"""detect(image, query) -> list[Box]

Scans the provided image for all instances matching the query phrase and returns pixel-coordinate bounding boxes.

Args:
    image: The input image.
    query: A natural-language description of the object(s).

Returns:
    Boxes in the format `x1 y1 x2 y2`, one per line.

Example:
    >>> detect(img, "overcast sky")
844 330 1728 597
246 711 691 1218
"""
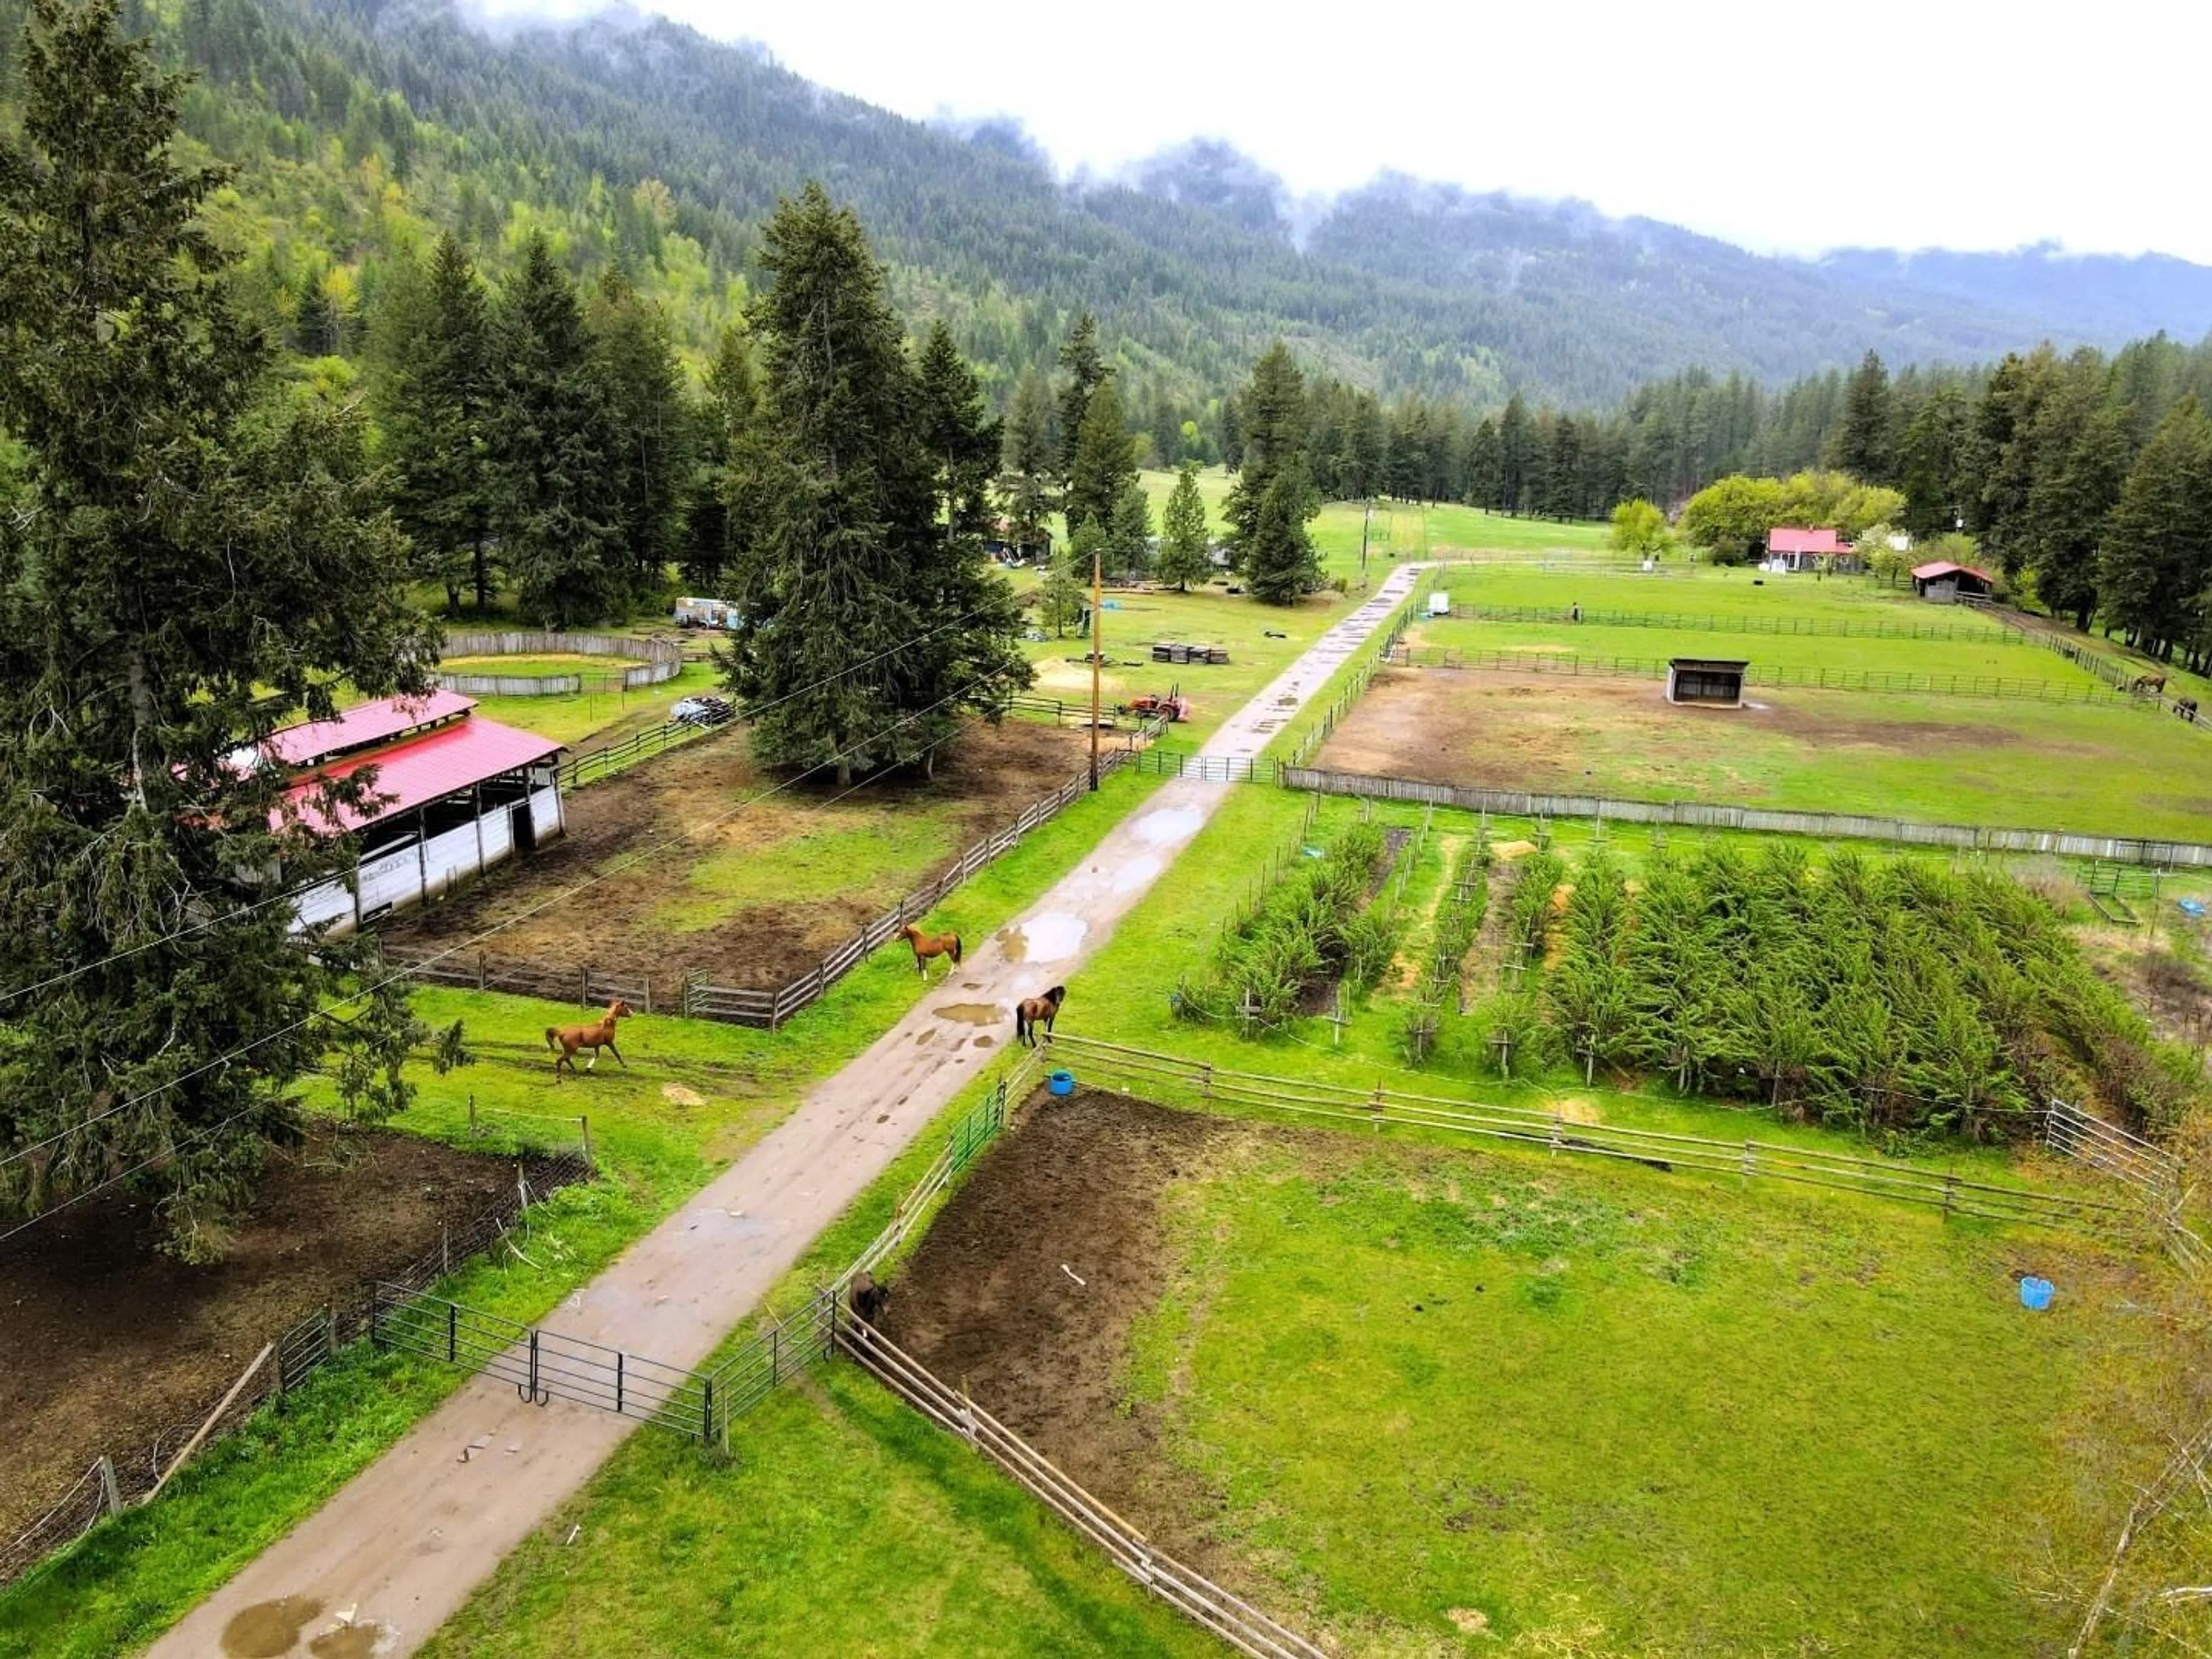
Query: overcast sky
472 0 2212 262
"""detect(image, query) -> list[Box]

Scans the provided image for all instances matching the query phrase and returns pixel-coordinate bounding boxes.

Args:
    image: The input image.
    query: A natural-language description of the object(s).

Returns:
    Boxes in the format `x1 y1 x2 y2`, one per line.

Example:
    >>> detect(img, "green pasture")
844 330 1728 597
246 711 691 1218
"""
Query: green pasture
1409 615 2080 682
1435 559 2014 628
1021 584 1340 746
0 764 1165 1658
440 653 644 677
1118 1129 2146 1655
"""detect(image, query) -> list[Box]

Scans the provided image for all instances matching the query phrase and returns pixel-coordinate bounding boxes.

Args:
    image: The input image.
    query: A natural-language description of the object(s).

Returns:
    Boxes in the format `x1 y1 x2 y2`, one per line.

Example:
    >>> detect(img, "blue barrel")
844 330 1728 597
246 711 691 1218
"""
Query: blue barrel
2020 1276 2054 1310
1048 1069 1076 1097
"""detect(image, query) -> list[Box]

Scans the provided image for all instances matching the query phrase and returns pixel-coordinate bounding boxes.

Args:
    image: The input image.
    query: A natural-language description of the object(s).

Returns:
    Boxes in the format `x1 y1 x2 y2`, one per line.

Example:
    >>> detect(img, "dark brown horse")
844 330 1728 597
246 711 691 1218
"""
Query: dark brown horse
899 923 963 980
1015 984 1066 1047
547 998 634 1080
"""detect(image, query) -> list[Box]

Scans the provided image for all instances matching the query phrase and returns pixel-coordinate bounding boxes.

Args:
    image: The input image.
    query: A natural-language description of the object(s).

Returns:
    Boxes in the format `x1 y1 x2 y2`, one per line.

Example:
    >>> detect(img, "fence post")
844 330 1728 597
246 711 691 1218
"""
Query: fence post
579 968 592 1007
1741 1142 1755 1182
615 1351 625 1416
1548 1115 1563 1157
702 1374 715 1448
447 1300 458 1363
97 1455 122 1520
1942 1174 1959 1218
579 1116 593 1165
368 1284 383 1351
468 1094 478 1139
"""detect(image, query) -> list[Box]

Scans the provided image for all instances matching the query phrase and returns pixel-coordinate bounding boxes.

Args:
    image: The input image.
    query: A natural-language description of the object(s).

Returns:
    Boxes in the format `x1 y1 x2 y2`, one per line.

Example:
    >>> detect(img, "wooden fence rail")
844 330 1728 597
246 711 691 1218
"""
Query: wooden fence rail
1389 645 2129 703
1449 603 2025 643
839 1323 1328 1659
1043 1034 2146 1240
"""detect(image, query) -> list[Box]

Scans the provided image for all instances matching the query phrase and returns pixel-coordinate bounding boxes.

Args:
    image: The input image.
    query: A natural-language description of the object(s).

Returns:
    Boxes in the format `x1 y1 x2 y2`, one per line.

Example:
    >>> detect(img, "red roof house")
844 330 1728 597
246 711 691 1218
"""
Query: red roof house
1910 560 1995 602
1765 527 1859 571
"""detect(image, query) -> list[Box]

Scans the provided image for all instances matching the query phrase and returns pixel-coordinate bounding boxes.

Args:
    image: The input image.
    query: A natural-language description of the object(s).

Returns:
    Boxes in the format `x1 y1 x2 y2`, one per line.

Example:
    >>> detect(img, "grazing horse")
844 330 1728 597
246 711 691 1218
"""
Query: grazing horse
1015 984 1066 1048
899 923 962 979
2135 673 2168 695
2179 697 2200 724
849 1271 890 1328
547 999 634 1080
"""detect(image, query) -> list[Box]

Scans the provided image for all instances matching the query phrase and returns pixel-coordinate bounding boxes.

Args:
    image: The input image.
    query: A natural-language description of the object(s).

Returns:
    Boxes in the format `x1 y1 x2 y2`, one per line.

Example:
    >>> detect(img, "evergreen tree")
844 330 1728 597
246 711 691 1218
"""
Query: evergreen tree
489 235 627 627
1108 476 1153 577
911 319 1031 757
2099 396 2212 668
1156 460 1213 591
998 363 1055 561
2022 361 2130 631
1964 349 2058 577
684 324 766 592
1896 387 1968 540
1830 350 1895 483
1055 310 1109 483
1041 520 1096 637
1463 417 1503 509
1223 341 1312 570
1066 377 1136 543
0 0 446 1257
1497 393 1533 513
1244 454 1321 605
587 266 694 605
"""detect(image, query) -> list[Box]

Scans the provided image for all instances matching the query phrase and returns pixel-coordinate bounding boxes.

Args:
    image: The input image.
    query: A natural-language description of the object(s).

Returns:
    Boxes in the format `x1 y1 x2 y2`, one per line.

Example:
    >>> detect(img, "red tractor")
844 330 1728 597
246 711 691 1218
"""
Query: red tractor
1124 688 1192 723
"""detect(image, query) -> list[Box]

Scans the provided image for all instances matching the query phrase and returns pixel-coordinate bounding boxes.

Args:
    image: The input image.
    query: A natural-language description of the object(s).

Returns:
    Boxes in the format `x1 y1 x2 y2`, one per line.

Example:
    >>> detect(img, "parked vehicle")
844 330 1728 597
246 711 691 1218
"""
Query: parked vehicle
671 695 736 728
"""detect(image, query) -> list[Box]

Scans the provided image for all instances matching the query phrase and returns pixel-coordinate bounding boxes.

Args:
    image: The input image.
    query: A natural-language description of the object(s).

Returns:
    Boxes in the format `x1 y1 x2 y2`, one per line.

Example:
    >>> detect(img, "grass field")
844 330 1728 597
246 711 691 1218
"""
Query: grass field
1010 1102 2156 1654
1319 665 2212 841
1435 559 2016 628
440 652 649 678
462 660 722 749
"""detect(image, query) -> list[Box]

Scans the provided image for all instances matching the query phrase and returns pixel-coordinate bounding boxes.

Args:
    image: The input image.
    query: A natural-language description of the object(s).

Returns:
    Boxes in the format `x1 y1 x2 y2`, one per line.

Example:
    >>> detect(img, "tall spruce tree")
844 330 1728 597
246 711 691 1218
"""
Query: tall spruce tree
1066 378 1137 541
1830 350 1895 483
1897 387 1969 540
2022 358 2130 631
1156 461 1212 591
2099 396 2212 667
1223 341 1313 574
912 319 1031 762
683 324 766 592
1244 454 1321 605
1107 476 1153 578
1055 311 1109 484
1497 393 1533 513
587 266 694 605
490 235 627 627
0 0 449 1258
999 364 1056 562
376 232 495 613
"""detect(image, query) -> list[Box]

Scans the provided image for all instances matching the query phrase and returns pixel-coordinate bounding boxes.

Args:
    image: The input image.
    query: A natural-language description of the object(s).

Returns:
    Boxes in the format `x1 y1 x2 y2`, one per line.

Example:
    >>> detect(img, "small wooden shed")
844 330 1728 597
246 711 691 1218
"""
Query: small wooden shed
1910 560 1994 603
1666 657 1748 707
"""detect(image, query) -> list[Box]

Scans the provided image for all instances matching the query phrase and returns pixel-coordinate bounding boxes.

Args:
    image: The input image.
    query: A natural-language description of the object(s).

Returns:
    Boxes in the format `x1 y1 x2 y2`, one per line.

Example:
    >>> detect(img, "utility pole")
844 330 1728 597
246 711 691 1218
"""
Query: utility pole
1359 500 1372 587
1089 546 1103 791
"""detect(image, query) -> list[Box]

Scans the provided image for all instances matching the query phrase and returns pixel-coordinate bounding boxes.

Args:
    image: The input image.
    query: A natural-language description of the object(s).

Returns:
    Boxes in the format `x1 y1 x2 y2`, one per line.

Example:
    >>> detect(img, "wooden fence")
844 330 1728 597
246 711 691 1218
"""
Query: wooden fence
1279 763 2212 870
555 713 726 791
1449 603 2024 643
0 1149 593 1589
435 630 686 696
1043 1034 2143 1238
839 1324 1327 1659
1286 571 1432 767
1388 645 2128 703
1975 603 2212 735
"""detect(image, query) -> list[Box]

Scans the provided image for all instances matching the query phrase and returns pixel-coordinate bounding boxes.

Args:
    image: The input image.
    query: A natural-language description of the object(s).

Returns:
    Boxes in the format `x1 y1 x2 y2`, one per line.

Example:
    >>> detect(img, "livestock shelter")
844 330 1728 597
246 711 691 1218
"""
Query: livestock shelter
1666 657 1749 707
1763 527 1859 573
1911 560 1995 603
272 691 566 934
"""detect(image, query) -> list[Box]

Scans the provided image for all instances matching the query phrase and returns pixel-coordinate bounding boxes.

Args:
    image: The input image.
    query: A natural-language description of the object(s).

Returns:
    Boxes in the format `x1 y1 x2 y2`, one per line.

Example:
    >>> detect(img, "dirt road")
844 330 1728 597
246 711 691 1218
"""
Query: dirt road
149 567 1426 1659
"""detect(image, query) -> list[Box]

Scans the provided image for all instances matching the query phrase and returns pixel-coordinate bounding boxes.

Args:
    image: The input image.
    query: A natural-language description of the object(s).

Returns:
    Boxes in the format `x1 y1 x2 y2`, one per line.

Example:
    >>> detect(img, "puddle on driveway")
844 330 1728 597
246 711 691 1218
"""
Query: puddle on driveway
223 1598 323 1658
932 1002 1001 1027
1111 854 1164 895
1005 911 1086 964
308 1624 388 1659
975 1035 995 1048
1133 805 1203 845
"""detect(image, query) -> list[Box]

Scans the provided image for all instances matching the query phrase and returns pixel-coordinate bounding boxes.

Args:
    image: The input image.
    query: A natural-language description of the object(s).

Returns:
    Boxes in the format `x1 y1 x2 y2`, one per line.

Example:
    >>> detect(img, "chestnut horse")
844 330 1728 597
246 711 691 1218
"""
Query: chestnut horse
547 998 634 1080
899 923 962 980
1015 984 1066 1047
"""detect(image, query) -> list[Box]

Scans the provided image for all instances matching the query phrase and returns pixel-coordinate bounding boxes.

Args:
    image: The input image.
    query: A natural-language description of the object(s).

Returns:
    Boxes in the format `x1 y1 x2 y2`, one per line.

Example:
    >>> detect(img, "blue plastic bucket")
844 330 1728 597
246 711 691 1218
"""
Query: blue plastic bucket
2020 1276 2055 1311
1048 1069 1075 1097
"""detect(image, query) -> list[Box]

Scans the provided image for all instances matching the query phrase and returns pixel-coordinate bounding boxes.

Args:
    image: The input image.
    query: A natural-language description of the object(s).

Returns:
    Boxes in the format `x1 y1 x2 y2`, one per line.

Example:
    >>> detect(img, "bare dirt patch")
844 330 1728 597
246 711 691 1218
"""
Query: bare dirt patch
0 1128 543 1547
384 719 1088 999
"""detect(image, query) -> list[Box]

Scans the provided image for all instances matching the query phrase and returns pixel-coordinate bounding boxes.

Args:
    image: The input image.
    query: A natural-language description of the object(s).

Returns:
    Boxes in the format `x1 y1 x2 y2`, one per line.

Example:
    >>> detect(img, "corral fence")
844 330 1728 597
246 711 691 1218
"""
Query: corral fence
434 630 687 696
1448 603 2024 643
0 1149 593 1590
1975 603 2212 735
1387 645 2128 703
1043 1034 2146 1241
2042 1100 2210 1277
1285 573 1431 768
555 711 729 792
840 1324 1327 1659
1278 763 2212 871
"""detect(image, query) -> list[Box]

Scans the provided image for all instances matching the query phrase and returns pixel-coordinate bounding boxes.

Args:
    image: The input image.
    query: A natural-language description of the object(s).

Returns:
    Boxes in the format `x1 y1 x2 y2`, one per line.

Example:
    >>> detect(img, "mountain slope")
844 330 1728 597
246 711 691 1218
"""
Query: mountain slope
1808 245 2212 348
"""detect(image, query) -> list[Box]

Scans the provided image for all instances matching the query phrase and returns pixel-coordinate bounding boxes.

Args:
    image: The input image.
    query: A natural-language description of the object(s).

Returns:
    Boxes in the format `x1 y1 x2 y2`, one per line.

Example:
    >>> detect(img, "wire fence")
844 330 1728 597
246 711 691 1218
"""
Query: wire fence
1043 1034 2150 1240
0 1147 593 1590
1974 604 2212 735
1387 645 2129 703
1446 604 2024 642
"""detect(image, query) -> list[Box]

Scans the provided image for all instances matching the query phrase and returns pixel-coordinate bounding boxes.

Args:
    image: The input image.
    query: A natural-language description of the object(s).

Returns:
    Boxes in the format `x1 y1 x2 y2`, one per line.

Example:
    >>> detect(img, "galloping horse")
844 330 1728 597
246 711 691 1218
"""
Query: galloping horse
547 998 634 1080
1015 985 1066 1048
899 923 963 980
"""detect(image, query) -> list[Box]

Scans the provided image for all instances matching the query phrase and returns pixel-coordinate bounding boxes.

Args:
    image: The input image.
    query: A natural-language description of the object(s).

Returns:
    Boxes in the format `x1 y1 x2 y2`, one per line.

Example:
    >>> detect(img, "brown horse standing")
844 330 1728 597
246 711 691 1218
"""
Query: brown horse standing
899 923 962 980
547 999 634 1080
1015 985 1066 1047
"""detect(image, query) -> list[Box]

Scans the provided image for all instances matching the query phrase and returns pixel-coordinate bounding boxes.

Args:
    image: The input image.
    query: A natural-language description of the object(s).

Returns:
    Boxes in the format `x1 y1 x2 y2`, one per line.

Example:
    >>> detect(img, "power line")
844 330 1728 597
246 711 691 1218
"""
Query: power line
0 605 1000 1012
0 670 1008 1201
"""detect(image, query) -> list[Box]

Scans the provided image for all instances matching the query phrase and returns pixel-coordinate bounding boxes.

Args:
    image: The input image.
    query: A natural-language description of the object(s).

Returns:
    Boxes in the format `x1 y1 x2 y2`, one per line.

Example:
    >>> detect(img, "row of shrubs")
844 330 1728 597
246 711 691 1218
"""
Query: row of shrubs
1176 822 1396 1035
1400 830 1494 1062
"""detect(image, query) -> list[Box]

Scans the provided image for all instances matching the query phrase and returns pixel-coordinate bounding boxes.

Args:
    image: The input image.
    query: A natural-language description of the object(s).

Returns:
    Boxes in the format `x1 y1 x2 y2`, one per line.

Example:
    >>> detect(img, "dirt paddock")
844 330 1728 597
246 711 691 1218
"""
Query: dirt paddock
878 1088 1286 1566
0 1129 540 1547
384 718 1089 999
